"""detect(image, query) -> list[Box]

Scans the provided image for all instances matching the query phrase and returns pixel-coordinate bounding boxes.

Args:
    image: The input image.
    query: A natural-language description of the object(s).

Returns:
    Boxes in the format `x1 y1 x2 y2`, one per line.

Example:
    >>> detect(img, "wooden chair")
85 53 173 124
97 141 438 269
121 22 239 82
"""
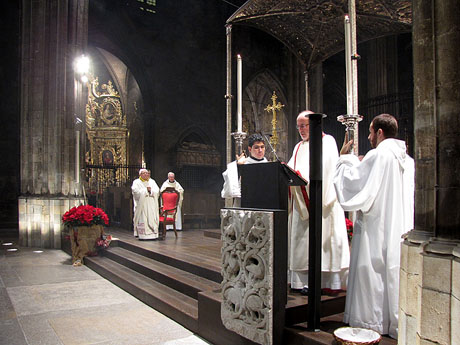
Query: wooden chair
159 187 180 239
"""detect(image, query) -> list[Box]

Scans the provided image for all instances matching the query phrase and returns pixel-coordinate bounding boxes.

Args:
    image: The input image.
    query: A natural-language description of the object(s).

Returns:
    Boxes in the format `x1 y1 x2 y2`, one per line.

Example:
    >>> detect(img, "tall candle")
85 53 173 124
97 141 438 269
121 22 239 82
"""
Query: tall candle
237 54 242 133
344 15 353 116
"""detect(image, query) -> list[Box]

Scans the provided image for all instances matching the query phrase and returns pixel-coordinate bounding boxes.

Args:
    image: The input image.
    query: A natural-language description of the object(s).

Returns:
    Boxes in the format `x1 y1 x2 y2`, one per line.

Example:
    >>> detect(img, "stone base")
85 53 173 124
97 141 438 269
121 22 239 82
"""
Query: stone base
18 196 85 248
399 237 460 345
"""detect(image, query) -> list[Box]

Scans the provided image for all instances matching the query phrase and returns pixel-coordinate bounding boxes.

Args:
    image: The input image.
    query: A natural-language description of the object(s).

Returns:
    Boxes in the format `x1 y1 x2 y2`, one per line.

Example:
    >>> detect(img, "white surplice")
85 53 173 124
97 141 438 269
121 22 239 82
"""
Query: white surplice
221 156 268 199
131 178 160 239
333 138 415 339
287 134 350 289
160 180 184 230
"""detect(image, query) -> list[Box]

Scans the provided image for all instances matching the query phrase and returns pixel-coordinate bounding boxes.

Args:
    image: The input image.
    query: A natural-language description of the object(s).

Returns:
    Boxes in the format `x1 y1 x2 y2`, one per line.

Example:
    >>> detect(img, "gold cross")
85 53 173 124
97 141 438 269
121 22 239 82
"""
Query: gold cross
264 91 284 155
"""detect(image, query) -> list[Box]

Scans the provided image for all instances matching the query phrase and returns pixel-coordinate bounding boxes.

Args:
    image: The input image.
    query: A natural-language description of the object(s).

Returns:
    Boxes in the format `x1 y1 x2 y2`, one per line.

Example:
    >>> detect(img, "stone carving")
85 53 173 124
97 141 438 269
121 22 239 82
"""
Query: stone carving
221 209 274 345
176 140 221 167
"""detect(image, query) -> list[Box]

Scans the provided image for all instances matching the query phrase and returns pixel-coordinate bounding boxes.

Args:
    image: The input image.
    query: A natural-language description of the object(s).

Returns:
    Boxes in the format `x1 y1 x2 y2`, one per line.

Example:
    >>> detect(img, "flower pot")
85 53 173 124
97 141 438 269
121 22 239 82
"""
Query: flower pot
70 224 104 265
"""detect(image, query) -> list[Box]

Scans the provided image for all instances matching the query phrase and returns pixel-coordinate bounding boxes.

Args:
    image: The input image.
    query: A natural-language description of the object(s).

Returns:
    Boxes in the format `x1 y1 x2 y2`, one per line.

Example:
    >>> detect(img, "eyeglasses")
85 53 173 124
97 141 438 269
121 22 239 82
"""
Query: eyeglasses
296 124 309 129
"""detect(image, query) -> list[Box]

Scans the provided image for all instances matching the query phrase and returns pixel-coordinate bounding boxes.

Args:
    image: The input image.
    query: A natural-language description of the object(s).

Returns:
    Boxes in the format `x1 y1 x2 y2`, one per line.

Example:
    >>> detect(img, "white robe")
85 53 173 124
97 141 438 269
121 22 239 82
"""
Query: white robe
131 178 160 240
221 156 268 199
333 138 415 338
160 180 184 230
287 135 350 289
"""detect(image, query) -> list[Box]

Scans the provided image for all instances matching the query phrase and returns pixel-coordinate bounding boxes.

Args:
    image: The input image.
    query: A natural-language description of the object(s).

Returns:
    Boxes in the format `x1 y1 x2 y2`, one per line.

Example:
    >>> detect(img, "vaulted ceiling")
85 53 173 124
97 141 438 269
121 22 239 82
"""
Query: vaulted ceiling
227 0 411 68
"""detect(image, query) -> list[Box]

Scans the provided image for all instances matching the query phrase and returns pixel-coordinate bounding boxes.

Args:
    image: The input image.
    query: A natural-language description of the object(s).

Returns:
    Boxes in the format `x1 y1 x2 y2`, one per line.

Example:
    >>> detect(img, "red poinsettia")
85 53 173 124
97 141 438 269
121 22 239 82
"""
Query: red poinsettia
62 205 109 227
345 218 353 242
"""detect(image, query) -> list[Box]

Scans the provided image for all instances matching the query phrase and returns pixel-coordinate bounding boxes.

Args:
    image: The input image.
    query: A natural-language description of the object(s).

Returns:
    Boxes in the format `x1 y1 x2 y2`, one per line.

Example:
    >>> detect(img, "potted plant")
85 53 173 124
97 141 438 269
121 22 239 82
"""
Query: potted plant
62 205 110 266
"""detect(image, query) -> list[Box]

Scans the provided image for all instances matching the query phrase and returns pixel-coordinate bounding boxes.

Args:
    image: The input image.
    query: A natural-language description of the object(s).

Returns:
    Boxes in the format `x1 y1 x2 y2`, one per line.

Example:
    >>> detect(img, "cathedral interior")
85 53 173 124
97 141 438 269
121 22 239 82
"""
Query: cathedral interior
1 1 459 344
0 0 414 230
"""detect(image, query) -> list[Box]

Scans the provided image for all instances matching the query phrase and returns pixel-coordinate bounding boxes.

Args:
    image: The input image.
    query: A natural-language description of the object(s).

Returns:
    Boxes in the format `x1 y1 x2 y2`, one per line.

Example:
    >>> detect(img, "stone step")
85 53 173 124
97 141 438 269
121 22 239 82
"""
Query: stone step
116 240 222 283
85 255 198 333
103 246 221 299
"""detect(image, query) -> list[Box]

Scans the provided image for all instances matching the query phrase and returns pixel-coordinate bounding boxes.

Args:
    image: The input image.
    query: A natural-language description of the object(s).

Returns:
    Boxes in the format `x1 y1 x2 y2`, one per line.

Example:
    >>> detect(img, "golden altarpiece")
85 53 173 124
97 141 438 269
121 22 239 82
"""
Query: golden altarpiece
85 78 129 194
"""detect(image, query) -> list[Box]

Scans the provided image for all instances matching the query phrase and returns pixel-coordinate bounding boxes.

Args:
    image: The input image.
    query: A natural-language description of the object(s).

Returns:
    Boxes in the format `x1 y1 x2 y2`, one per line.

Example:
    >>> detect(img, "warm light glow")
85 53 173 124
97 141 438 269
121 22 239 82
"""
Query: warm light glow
33 250 43 253
75 55 90 75
81 75 89 83
7 248 18 252
2 242 13 246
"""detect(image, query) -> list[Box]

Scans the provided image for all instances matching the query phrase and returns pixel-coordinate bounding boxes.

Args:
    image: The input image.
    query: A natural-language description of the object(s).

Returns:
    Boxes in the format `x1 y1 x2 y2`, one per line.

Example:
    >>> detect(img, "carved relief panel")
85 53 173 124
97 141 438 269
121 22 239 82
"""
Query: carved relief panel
221 209 275 345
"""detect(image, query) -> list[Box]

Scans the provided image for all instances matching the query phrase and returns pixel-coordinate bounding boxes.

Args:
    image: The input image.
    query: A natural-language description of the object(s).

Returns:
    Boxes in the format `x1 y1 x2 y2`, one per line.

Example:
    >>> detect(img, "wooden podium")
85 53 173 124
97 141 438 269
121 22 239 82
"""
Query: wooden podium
239 161 307 210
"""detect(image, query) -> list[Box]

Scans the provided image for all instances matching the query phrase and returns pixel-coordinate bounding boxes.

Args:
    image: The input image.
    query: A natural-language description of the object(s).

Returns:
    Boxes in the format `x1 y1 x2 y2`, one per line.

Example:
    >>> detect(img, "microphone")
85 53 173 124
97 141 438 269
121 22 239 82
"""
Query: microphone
261 132 281 162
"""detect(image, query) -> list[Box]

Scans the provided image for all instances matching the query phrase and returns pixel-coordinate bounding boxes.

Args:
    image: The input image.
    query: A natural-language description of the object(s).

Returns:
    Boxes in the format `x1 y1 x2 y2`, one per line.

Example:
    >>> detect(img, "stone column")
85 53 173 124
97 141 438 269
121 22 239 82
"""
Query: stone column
400 1 460 344
19 0 88 248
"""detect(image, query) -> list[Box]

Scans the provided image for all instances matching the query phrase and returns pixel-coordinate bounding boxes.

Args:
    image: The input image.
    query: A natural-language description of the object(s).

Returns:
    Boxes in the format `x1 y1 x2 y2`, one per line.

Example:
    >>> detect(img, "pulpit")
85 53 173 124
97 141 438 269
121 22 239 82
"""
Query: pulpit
239 161 306 210
221 161 306 345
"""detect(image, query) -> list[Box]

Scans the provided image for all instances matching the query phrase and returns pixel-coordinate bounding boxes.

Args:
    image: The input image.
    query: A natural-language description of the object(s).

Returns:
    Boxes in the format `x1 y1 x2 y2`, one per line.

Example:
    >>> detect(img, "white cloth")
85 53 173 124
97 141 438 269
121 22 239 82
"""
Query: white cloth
131 178 160 239
244 156 268 164
221 156 268 199
333 138 415 339
287 135 350 290
160 180 184 230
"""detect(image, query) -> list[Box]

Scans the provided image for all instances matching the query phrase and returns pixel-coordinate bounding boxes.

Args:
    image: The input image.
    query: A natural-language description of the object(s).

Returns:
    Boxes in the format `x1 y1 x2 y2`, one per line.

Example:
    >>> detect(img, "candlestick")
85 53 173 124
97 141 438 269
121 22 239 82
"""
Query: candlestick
237 54 242 133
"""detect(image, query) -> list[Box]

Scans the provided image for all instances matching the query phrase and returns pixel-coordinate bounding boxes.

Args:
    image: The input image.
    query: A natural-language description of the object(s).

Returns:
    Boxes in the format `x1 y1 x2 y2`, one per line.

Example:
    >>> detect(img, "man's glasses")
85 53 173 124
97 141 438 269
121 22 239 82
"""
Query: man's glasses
296 124 309 129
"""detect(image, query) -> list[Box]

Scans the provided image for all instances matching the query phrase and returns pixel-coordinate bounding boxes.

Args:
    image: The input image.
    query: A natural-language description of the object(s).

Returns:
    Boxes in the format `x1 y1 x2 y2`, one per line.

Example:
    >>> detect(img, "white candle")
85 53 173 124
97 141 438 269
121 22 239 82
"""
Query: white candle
344 15 353 116
237 54 242 133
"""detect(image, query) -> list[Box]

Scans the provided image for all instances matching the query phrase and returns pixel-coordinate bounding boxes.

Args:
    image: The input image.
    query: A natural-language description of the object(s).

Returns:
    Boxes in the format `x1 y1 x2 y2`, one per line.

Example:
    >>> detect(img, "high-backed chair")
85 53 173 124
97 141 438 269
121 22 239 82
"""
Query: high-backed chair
159 187 180 239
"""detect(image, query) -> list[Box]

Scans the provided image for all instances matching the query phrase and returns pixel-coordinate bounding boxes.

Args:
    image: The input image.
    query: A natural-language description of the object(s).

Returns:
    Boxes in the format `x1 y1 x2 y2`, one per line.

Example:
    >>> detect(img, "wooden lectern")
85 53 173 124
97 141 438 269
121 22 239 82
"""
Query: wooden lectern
239 161 307 210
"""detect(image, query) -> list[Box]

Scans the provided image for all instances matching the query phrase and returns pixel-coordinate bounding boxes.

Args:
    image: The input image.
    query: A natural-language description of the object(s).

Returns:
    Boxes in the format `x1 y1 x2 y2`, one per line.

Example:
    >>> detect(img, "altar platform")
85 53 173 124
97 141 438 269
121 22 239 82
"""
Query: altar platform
73 227 396 345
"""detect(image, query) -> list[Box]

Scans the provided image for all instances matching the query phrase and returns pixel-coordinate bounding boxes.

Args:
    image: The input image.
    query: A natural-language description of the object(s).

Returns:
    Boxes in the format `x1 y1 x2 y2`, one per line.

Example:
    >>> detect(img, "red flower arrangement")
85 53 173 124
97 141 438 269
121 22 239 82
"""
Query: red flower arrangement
62 205 109 227
345 218 353 242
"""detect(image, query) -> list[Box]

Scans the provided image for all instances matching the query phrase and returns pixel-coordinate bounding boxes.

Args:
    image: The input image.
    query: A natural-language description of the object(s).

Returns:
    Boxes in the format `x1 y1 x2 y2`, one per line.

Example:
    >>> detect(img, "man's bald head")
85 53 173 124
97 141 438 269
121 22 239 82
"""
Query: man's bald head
296 110 313 141
297 110 314 121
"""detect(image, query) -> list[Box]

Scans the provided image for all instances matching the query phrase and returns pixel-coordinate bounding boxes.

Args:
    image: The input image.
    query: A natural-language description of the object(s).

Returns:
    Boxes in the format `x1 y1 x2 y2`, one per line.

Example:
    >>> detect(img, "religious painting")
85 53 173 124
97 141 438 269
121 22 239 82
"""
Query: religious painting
102 150 114 165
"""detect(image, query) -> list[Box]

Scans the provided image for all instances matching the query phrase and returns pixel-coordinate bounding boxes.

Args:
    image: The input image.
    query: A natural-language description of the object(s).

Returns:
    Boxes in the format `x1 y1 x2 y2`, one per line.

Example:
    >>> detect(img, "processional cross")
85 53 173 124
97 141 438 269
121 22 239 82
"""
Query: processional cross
264 91 284 158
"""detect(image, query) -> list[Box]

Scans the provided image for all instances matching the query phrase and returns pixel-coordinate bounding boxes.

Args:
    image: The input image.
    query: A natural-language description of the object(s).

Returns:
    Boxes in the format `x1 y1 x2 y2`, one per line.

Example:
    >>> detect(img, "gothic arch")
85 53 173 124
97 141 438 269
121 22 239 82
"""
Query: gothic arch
244 70 288 161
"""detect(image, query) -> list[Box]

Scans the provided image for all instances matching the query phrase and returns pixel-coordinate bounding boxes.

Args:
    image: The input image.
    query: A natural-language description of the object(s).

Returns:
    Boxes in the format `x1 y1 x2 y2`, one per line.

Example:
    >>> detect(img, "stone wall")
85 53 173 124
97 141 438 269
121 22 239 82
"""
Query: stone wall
18 197 84 248
399 240 460 344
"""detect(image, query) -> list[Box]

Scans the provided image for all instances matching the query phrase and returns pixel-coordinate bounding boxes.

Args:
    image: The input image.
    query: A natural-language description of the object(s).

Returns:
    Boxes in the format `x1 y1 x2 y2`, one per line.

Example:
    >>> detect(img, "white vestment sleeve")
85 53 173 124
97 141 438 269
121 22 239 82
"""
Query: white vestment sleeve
221 161 241 198
333 150 385 213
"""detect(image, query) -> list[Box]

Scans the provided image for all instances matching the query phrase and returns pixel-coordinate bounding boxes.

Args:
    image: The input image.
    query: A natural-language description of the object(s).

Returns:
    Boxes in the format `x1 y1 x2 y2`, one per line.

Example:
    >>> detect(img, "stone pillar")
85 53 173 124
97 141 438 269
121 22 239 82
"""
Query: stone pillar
19 0 88 248
400 0 460 344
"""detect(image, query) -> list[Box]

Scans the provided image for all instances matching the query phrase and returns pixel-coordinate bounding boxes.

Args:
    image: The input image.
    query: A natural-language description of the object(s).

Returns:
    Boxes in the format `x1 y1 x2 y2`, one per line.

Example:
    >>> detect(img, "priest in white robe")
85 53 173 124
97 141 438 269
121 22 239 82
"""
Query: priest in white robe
160 172 184 230
333 113 415 339
221 133 268 200
131 169 160 240
287 111 350 295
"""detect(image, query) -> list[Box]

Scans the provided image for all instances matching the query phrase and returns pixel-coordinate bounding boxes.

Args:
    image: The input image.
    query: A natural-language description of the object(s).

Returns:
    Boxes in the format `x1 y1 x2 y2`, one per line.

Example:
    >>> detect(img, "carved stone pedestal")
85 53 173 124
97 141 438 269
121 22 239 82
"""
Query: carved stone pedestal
220 208 286 345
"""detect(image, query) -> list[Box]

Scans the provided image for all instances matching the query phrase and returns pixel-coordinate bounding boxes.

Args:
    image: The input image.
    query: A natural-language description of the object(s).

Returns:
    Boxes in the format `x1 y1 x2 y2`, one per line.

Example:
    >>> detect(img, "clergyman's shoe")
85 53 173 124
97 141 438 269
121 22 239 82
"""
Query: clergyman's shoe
300 287 309 295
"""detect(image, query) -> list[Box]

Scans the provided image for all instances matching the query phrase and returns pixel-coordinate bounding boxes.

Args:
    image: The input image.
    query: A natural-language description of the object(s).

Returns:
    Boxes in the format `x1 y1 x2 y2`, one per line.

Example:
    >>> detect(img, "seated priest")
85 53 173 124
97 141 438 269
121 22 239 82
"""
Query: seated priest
160 172 184 230
221 133 268 202
131 169 160 240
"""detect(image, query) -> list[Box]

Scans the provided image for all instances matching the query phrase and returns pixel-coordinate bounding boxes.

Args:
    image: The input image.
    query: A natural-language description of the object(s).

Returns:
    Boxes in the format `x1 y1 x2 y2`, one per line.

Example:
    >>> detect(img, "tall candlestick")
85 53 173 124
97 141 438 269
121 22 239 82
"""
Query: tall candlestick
237 54 242 133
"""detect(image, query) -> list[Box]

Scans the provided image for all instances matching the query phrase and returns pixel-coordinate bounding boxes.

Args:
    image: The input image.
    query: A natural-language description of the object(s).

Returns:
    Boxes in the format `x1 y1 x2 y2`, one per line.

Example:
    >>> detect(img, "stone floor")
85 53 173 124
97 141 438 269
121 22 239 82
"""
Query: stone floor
0 234 211 345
